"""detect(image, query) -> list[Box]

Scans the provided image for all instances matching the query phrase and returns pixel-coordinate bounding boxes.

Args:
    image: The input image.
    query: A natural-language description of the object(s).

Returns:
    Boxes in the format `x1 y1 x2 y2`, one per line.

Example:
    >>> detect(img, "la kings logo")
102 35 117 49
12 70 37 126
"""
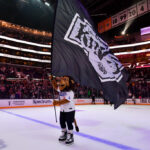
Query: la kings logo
64 13 124 82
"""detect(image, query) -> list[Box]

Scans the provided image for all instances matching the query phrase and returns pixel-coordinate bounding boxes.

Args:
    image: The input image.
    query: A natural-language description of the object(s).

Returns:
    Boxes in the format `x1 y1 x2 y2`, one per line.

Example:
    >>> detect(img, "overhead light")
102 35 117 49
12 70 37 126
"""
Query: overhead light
91 13 107 17
141 26 150 35
146 53 150 57
121 30 125 35
110 40 150 49
45 2 50 6
121 20 135 36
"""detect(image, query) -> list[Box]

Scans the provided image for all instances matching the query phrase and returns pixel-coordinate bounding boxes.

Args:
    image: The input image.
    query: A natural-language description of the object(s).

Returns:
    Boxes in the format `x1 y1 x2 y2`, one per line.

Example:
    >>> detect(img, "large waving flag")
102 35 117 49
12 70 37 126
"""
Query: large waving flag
51 0 128 109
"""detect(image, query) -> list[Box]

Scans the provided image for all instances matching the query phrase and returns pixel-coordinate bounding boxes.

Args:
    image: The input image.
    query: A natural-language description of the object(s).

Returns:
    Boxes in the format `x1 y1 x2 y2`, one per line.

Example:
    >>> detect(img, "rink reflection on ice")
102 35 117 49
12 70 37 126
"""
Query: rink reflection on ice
0 105 150 150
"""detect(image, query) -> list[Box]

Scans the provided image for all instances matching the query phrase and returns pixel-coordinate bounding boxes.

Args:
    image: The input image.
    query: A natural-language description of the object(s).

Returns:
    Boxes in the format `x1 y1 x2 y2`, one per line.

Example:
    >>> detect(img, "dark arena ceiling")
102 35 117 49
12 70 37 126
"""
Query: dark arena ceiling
81 0 150 37
81 0 138 22
0 0 149 39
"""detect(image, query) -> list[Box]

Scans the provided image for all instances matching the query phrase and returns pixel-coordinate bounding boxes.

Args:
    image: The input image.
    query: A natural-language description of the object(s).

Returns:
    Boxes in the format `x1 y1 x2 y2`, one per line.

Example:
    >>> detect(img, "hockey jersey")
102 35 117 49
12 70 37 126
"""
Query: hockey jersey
59 90 75 112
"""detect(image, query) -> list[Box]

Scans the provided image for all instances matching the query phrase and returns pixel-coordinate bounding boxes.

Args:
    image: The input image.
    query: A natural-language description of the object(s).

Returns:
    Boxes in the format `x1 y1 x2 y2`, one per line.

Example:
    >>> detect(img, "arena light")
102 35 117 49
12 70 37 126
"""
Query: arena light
121 30 126 35
0 20 52 37
120 20 134 36
0 53 51 63
110 40 150 49
45 2 50 6
136 65 150 68
114 48 150 56
129 64 131 68
0 35 51 48
146 53 150 56
0 44 51 55
141 26 150 35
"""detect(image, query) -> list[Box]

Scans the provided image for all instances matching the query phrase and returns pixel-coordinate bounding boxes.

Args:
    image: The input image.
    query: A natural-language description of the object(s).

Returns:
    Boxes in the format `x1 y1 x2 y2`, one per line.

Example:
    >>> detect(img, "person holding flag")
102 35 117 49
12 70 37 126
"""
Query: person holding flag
50 75 76 145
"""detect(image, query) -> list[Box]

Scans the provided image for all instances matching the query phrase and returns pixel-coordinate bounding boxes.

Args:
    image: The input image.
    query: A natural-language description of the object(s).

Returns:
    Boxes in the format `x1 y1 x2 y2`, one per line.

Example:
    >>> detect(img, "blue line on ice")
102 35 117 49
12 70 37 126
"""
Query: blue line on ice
0 109 139 150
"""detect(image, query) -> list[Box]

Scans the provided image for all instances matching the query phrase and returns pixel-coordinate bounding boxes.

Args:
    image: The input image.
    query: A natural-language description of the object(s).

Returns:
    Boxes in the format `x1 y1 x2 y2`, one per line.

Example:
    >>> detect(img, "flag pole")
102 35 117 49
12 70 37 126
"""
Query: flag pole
50 0 58 72
48 74 58 123
52 88 57 123
53 104 57 122
49 0 58 123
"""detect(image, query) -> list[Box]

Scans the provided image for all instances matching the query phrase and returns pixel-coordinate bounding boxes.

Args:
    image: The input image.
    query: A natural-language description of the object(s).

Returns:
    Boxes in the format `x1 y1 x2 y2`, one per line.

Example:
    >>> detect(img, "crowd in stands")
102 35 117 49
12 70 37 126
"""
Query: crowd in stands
0 24 51 68
106 32 141 46
0 25 51 45
0 64 150 100
0 20 150 101
127 68 150 99
0 64 51 99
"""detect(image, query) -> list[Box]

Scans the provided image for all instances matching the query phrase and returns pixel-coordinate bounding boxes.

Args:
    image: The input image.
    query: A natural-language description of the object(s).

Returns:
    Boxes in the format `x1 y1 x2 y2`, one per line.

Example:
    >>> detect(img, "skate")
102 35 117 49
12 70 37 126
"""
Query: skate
65 133 74 145
58 131 67 142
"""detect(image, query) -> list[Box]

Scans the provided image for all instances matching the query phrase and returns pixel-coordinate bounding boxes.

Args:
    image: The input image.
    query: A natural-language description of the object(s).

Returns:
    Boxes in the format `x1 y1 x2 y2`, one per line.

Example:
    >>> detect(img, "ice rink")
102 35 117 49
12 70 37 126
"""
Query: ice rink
0 104 150 150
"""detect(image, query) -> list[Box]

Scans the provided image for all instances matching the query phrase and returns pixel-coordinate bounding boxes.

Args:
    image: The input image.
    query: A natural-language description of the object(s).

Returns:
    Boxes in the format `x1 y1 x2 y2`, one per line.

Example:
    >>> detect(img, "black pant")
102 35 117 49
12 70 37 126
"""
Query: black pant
60 111 75 130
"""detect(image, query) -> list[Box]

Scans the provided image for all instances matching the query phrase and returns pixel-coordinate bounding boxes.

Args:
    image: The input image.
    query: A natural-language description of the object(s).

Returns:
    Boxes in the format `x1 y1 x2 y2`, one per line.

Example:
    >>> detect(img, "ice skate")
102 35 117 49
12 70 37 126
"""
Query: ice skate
58 131 67 142
65 133 74 145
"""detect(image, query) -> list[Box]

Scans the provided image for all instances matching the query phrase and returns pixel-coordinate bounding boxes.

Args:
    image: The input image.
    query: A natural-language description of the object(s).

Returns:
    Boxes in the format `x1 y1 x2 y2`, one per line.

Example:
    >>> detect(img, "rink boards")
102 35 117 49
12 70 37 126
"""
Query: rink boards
0 98 150 109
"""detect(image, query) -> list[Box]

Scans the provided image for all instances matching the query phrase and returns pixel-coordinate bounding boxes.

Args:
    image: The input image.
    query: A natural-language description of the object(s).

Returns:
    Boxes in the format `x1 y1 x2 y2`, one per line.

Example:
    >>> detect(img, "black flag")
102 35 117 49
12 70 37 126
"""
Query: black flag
51 0 128 109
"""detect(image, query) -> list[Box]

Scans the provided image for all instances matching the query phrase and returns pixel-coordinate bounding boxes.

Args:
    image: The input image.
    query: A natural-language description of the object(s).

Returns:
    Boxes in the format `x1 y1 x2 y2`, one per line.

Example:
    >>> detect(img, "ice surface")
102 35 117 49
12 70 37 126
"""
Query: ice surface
0 105 150 150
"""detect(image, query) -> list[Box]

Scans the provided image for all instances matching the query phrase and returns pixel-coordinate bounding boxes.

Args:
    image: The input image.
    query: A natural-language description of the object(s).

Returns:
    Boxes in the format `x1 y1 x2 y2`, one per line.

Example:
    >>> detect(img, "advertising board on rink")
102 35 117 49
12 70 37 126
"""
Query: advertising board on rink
32 99 52 105
0 99 104 108
141 98 150 104
0 99 53 108
0 98 150 108
74 98 104 105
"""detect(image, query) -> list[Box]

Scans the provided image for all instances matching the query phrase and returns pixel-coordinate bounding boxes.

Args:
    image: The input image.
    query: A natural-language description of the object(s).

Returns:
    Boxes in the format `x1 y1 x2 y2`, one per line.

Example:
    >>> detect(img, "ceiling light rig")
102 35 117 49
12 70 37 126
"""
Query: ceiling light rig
40 0 50 6
45 2 50 6
91 13 107 17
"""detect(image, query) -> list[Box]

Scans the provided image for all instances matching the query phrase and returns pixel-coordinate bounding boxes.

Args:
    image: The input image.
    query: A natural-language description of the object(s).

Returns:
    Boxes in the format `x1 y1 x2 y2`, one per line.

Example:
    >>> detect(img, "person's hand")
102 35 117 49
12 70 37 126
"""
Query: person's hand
53 100 59 105
49 75 54 81
49 75 56 85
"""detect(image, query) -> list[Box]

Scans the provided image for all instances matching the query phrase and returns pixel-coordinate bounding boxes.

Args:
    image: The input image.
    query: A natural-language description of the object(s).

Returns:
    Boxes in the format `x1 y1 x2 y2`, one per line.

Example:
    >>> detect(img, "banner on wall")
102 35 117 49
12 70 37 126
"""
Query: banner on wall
137 0 148 15
111 14 119 27
98 21 105 33
118 10 128 24
127 5 138 20
148 0 150 10
98 18 112 33
104 17 112 31
98 0 150 33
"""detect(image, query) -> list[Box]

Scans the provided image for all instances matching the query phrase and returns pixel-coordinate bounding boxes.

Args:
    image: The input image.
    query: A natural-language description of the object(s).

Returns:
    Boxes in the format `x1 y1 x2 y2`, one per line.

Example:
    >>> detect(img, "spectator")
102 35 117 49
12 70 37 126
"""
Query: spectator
91 93 96 104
